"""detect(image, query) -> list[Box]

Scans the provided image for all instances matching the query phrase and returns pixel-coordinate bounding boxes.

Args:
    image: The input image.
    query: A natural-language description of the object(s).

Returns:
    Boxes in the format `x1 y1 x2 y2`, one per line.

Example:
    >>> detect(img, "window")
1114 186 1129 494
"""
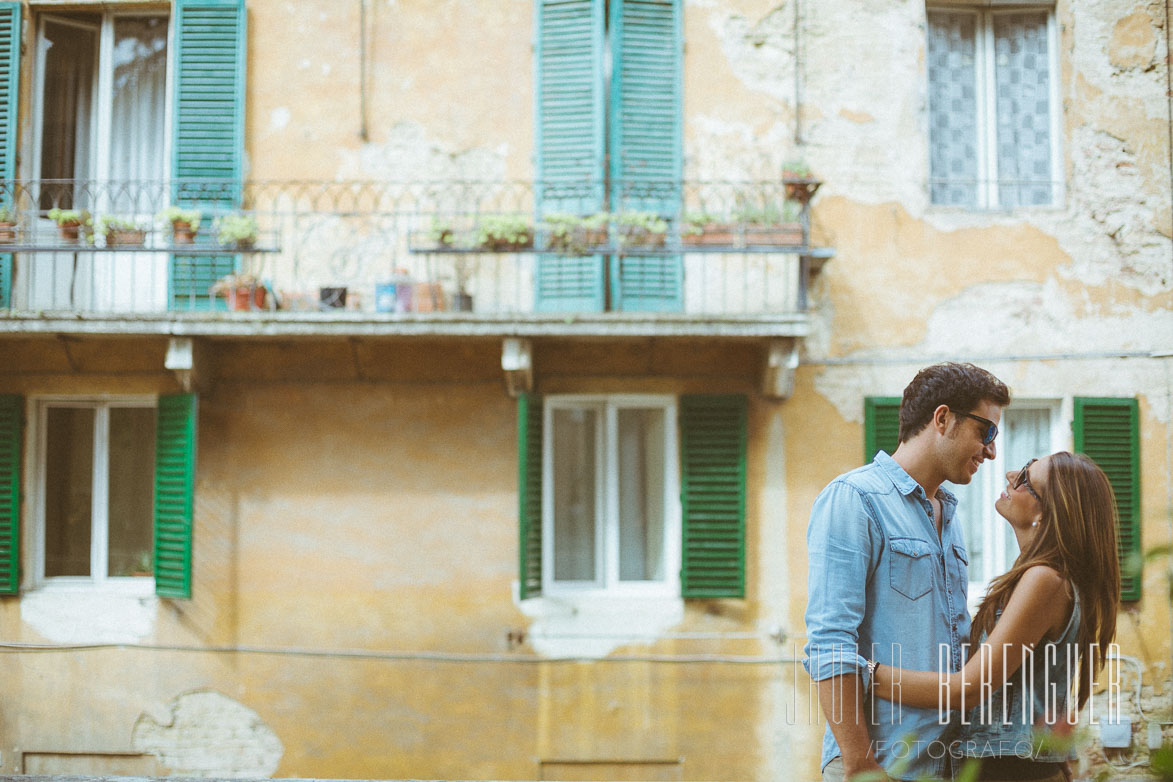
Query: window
34 398 156 587
948 405 1060 604
35 13 169 212
519 393 746 600
544 396 679 594
926 7 1060 208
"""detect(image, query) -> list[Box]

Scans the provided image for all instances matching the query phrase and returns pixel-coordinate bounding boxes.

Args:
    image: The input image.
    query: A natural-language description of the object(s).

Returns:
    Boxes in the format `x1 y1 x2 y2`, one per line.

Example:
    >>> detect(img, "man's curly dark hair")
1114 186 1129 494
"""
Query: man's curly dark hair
898 362 1011 443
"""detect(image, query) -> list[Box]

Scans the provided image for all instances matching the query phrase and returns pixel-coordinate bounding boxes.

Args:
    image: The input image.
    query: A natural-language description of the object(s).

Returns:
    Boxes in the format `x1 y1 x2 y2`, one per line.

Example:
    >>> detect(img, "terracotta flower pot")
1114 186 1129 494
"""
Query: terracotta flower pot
106 229 147 247
683 223 737 246
58 223 82 243
171 220 197 244
225 286 266 311
0 221 16 243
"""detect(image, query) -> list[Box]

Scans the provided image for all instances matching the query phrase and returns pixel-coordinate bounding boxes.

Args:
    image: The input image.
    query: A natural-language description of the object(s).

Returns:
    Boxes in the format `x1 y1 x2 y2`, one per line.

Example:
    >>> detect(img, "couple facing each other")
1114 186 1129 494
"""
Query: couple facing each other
805 362 1120 782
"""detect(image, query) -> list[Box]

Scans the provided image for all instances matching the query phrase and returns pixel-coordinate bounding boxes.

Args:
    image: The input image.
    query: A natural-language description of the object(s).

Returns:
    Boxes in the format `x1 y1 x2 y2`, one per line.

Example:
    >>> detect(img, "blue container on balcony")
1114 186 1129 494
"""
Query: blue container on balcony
376 271 414 313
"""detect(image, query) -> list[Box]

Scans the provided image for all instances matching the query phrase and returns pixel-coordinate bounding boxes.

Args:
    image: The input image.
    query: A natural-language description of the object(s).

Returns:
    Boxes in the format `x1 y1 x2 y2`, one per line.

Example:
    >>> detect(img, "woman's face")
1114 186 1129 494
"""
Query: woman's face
995 454 1049 530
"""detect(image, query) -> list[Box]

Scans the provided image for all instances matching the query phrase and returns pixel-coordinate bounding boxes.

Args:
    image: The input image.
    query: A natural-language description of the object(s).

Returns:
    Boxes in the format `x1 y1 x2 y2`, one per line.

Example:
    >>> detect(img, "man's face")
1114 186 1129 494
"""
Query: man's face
941 398 1002 485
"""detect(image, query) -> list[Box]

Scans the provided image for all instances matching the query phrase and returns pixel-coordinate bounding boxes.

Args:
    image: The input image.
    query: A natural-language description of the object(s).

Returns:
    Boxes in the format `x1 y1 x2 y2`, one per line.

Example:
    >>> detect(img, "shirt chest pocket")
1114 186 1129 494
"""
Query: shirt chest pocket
889 537 935 600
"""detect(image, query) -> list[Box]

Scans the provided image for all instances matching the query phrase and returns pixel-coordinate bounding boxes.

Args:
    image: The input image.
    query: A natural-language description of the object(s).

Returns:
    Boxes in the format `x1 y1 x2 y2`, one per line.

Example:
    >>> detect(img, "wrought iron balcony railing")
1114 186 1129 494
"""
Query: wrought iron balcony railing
0 179 829 322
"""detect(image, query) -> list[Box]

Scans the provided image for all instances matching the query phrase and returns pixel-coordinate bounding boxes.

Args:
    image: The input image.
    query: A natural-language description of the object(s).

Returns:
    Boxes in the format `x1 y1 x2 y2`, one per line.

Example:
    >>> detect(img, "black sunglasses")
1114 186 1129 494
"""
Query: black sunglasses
1013 458 1044 504
952 409 999 445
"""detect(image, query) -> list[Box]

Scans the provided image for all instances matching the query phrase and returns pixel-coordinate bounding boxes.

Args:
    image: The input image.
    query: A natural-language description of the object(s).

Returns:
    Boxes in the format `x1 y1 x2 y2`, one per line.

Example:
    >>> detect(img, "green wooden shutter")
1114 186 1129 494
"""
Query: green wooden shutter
534 0 606 312
170 0 247 311
518 393 544 599
1074 397 1140 601
154 393 197 598
680 394 746 598
0 2 20 310
609 0 682 312
864 396 902 464
0 394 21 595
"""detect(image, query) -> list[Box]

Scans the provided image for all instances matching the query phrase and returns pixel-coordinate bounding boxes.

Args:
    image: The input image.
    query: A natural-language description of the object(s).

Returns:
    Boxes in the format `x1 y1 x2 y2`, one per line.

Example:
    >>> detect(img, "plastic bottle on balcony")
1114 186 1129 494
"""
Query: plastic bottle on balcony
393 268 414 313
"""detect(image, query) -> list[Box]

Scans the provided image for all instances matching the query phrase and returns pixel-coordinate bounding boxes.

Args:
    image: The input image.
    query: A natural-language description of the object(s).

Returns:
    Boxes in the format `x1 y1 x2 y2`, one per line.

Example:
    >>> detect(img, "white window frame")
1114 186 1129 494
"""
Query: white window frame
927 6 1063 210
30 395 156 594
958 401 1063 609
542 394 681 598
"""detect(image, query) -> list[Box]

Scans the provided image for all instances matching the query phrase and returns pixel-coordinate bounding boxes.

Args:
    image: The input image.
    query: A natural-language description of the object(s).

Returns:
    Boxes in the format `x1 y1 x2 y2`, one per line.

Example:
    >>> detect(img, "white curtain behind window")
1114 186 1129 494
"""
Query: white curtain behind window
109 17 168 210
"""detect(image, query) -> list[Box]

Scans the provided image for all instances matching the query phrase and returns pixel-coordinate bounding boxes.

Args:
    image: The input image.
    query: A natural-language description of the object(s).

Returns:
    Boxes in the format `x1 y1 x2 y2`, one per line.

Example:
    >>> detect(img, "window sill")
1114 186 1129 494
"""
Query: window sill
517 591 684 659
19 585 158 644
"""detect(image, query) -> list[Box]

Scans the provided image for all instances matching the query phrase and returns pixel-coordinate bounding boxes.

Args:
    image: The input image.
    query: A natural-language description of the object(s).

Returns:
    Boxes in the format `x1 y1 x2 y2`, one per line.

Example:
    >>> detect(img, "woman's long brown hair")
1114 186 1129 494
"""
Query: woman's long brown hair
968 451 1120 709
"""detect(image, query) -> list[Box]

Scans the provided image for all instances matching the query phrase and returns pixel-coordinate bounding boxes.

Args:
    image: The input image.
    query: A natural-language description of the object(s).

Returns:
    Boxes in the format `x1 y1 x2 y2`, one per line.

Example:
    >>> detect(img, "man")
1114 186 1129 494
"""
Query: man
804 362 1011 781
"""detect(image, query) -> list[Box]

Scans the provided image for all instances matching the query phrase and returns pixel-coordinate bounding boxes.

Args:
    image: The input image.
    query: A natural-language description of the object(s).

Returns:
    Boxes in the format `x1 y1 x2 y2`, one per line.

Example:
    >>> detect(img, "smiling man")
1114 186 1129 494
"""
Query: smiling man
804 363 1011 782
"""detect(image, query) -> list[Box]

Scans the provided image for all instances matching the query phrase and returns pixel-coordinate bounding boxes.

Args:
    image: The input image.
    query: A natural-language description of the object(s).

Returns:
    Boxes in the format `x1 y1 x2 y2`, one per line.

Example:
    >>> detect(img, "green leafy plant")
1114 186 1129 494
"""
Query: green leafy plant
615 211 668 247
0 204 15 223
731 200 800 225
48 208 91 227
781 158 811 178
543 212 610 254
214 214 259 247
210 272 260 296
682 211 725 236
475 214 533 251
95 215 146 234
157 206 202 231
428 217 456 247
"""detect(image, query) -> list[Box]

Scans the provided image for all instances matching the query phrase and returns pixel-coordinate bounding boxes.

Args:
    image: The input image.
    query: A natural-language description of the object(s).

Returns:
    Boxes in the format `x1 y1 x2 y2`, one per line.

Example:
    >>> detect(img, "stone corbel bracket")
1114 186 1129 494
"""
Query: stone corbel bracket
763 338 799 400
502 337 533 397
165 337 199 392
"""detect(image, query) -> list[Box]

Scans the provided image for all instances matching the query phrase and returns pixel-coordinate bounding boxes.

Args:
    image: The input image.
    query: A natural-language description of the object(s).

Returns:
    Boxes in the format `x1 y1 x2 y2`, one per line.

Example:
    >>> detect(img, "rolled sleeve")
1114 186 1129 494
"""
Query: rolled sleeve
803 480 876 682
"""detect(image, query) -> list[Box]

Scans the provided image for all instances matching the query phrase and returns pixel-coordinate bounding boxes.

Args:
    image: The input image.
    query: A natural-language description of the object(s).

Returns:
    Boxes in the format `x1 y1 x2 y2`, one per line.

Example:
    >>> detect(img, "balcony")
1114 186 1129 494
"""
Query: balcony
0 179 832 339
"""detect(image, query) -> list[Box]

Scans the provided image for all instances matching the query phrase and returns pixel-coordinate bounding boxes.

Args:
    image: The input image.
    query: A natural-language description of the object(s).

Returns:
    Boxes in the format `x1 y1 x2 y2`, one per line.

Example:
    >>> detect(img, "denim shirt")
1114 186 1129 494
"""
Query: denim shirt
804 451 972 781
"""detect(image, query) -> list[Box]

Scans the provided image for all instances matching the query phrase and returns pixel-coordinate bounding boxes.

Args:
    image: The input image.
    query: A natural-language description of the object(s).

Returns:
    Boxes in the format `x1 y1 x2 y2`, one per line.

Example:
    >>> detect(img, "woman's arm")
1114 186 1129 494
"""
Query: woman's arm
871 566 1071 710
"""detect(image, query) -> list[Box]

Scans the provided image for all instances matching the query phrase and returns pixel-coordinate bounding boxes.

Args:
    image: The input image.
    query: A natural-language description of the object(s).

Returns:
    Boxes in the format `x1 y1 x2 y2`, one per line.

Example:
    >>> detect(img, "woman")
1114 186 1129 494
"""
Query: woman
871 451 1120 781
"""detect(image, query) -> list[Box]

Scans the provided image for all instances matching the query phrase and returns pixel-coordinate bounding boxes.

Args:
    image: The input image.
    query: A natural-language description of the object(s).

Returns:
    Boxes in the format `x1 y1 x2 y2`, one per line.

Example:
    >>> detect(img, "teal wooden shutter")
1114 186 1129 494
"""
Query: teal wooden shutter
680 394 746 598
864 396 902 463
1074 398 1140 601
0 2 20 310
0 395 21 595
609 0 683 312
155 393 197 598
534 0 606 312
170 0 247 310
518 393 543 599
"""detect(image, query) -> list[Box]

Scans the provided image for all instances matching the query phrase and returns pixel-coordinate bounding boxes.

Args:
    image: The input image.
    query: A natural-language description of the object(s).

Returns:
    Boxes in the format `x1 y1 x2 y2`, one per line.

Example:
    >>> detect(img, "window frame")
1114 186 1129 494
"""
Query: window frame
926 5 1063 210
30 394 157 594
31 9 175 188
541 394 681 598
952 400 1063 607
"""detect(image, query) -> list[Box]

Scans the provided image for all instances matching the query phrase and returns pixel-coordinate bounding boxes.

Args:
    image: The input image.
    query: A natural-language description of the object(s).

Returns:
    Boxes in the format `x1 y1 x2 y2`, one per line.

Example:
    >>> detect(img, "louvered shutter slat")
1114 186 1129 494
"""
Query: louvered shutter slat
864 397 902 464
0 394 21 594
0 3 19 309
1074 398 1140 601
171 0 246 310
610 0 682 312
518 394 543 599
154 393 197 599
535 0 606 312
680 394 746 598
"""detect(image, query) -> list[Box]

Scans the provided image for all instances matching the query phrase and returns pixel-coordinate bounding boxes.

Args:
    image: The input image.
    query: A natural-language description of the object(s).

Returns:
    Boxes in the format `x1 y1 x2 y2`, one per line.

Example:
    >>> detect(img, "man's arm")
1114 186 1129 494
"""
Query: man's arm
803 480 882 778
817 675 886 780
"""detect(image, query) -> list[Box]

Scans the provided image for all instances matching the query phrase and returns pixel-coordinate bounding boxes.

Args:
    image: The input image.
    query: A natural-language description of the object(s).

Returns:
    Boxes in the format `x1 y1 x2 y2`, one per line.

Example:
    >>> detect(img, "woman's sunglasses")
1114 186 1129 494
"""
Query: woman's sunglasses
1013 458 1043 504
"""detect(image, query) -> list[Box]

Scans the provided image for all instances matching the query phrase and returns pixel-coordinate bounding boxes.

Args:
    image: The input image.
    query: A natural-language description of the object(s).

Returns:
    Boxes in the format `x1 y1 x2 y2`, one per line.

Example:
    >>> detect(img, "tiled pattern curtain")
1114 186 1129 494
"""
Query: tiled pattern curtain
927 11 978 207
994 12 1052 207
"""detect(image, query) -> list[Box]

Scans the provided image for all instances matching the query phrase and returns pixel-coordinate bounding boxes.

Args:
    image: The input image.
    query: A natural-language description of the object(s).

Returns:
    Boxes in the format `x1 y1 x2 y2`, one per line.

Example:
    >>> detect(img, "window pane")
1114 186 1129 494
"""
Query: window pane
44 407 94 577
39 18 99 211
618 408 665 581
552 408 597 582
927 11 979 207
994 12 1052 207
109 17 168 208
108 407 156 577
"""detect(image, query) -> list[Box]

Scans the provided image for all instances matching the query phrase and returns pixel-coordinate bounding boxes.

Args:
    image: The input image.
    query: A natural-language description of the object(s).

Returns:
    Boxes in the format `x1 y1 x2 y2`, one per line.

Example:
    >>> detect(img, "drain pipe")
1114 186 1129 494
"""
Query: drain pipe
793 0 802 146
359 0 369 142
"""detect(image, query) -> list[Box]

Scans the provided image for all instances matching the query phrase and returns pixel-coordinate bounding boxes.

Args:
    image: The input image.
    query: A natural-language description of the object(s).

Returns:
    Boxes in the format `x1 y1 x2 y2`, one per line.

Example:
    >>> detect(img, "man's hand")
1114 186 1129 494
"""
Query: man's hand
816 675 883 779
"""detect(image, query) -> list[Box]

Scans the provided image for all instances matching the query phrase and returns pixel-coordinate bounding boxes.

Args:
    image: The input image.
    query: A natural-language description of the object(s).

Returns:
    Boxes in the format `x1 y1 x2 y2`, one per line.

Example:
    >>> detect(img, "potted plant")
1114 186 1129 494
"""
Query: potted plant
682 211 735 246
48 208 92 243
97 215 148 247
474 214 534 252
158 206 202 244
0 205 16 243
543 212 610 254
615 211 668 248
214 213 259 249
211 272 266 310
428 217 457 249
781 159 817 203
734 200 803 247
